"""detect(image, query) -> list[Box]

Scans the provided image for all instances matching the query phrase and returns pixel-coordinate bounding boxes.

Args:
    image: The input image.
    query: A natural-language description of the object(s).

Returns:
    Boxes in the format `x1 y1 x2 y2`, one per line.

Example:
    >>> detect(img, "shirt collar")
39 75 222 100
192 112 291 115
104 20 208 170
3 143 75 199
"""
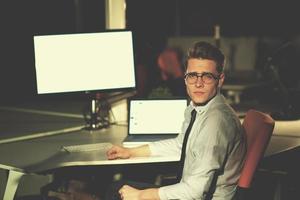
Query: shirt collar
188 92 221 114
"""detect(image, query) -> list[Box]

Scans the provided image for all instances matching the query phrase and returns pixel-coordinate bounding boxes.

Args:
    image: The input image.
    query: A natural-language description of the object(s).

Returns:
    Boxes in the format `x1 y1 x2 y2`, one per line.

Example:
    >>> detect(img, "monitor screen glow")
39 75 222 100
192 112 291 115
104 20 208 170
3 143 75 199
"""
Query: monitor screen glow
33 31 136 94
129 99 187 134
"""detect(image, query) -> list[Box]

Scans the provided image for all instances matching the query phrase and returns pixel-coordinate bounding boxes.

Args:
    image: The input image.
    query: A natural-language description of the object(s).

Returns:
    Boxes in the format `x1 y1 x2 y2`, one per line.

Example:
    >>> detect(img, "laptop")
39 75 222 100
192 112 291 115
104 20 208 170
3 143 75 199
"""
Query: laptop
123 98 188 147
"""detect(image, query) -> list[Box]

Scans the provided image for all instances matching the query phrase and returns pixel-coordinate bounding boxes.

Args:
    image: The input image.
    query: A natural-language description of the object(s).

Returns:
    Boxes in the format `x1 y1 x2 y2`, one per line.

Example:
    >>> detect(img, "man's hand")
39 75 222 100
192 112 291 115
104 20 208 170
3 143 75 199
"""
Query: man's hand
119 185 160 200
119 185 141 200
106 145 131 160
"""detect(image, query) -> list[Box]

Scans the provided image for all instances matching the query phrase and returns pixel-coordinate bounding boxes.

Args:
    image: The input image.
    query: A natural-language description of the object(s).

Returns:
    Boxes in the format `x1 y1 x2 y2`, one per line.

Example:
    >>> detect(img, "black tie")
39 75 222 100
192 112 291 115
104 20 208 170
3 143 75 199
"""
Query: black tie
177 109 197 182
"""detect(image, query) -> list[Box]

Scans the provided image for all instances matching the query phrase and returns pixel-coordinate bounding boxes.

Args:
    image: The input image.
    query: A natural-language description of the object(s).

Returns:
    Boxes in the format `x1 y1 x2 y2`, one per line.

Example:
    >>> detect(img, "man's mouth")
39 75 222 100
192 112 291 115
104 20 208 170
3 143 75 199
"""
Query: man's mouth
194 91 204 96
194 91 205 96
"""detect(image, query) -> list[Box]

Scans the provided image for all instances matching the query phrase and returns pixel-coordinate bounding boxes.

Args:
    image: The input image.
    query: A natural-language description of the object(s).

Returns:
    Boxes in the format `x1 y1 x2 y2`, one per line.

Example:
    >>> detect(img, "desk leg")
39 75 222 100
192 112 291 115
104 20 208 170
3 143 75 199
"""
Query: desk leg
3 170 24 200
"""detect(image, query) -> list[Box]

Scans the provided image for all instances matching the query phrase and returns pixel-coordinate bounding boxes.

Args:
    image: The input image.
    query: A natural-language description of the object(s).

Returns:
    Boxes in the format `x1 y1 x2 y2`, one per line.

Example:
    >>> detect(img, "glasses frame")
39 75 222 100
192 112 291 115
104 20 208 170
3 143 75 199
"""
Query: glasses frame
184 72 220 84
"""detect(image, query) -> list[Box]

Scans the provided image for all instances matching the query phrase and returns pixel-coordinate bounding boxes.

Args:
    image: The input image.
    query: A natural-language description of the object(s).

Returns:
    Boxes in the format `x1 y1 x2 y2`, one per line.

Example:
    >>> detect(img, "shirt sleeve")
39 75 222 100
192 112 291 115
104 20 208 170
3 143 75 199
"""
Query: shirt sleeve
158 112 236 199
148 131 183 156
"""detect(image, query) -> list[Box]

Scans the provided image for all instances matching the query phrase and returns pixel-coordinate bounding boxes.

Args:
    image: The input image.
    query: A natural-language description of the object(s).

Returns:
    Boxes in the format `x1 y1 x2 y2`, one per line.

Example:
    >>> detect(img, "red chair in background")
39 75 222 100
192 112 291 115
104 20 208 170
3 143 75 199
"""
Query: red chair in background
235 109 275 199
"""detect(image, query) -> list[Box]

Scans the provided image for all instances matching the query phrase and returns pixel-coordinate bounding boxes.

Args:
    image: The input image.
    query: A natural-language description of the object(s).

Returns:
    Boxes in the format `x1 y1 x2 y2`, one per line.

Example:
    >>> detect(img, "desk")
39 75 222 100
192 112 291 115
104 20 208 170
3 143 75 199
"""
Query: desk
0 104 300 200
0 121 178 199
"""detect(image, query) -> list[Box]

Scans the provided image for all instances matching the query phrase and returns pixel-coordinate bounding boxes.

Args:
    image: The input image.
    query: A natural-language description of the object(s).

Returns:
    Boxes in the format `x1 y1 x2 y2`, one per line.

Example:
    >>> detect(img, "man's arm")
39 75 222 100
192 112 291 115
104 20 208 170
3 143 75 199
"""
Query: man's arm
129 144 151 157
106 144 151 160
107 133 185 160
119 185 160 200
140 188 160 200
109 108 190 159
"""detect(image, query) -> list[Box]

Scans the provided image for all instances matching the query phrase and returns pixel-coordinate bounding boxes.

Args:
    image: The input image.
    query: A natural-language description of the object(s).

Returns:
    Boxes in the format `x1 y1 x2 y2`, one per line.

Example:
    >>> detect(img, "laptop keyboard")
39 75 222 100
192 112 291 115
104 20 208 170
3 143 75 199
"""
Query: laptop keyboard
62 142 113 153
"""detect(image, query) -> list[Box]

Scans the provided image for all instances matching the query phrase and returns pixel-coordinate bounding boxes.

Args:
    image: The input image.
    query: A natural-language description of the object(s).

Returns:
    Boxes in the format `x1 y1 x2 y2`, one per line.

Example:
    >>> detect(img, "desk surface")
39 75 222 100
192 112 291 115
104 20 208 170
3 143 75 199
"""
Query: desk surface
0 100 300 174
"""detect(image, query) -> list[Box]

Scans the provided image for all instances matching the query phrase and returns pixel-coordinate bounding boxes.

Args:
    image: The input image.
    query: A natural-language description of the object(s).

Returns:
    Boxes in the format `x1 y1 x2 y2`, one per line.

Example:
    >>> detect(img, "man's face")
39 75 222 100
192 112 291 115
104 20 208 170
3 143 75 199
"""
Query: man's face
185 58 224 105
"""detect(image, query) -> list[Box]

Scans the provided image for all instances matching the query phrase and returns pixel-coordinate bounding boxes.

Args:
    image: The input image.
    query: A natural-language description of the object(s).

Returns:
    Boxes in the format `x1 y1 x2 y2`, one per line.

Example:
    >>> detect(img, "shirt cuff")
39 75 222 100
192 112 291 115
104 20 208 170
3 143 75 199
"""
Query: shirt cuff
158 186 168 200
158 184 184 200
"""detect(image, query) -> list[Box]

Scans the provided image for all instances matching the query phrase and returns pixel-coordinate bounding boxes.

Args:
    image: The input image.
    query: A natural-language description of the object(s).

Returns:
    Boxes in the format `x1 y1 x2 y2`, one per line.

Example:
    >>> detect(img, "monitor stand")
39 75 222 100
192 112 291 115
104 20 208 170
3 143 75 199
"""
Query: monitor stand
83 93 111 131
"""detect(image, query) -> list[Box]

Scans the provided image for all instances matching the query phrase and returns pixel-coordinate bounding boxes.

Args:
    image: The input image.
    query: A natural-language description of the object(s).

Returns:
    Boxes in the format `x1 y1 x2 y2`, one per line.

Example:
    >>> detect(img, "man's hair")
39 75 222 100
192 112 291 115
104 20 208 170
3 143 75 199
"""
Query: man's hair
186 41 225 73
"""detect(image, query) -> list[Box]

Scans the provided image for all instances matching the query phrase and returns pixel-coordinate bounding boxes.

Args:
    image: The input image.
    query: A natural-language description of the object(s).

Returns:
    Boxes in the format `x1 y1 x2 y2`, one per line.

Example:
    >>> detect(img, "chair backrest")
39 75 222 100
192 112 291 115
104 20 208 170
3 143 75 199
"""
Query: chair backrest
238 109 275 188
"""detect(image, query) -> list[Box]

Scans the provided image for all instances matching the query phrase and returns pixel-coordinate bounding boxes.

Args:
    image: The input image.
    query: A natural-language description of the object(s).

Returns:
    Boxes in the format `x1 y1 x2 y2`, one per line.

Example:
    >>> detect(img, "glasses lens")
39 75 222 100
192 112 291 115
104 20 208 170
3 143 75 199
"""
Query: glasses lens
186 73 198 84
202 73 216 84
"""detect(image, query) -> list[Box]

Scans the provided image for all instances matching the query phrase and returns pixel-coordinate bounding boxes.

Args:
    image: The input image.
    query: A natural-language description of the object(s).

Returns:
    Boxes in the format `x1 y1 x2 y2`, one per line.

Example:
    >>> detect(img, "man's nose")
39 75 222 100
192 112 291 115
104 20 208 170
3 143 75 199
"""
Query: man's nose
195 77 204 87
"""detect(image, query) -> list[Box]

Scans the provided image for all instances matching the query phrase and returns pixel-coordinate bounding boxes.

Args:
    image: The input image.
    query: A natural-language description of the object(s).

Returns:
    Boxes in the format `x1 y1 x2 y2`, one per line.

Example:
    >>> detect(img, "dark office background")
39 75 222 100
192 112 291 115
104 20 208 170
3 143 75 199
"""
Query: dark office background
0 0 299 103
0 1 300 199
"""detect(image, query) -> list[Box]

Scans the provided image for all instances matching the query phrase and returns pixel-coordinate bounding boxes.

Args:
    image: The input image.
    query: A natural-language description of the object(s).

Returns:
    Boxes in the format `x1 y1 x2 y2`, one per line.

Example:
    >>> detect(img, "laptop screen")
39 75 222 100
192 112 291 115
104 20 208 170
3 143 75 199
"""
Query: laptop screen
129 99 188 134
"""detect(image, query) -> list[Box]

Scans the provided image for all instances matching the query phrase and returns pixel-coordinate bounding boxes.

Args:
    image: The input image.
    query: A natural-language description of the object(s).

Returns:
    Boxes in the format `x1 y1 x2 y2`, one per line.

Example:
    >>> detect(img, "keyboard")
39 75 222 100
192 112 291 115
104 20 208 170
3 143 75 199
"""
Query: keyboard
62 142 113 153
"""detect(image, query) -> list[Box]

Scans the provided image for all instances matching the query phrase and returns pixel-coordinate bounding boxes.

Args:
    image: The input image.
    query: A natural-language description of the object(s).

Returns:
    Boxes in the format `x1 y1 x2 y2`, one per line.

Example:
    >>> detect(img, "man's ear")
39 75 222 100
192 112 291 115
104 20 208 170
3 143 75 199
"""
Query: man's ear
218 73 225 88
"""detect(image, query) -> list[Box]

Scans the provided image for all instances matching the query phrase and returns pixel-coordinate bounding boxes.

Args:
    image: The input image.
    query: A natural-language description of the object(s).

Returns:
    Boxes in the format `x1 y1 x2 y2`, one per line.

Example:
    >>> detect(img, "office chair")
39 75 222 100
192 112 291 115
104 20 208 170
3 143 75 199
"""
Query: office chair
235 109 275 200
156 109 275 199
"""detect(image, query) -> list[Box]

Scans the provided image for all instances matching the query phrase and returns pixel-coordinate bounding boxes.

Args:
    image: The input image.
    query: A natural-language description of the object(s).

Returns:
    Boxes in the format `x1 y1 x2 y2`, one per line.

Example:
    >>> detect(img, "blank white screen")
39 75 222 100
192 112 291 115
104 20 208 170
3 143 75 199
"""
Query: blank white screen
129 100 187 134
33 31 136 94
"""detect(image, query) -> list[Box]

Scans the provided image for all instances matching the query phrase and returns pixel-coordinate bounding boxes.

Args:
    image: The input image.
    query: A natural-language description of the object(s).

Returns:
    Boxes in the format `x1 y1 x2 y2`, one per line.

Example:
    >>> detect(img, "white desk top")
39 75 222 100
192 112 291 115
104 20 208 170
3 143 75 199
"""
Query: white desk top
0 103 299 174
0 124 180 174
0 121 299 174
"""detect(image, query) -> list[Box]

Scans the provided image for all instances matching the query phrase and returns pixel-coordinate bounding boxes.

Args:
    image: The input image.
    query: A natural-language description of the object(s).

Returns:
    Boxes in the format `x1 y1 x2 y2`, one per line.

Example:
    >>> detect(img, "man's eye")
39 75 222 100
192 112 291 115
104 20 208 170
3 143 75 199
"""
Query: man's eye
204 74 214 79
188 73 198 78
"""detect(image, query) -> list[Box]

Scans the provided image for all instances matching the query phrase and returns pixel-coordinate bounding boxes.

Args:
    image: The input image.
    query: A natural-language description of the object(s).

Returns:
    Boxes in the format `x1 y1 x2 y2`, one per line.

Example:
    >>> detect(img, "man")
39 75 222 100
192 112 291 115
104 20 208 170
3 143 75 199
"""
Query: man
106 41 246 200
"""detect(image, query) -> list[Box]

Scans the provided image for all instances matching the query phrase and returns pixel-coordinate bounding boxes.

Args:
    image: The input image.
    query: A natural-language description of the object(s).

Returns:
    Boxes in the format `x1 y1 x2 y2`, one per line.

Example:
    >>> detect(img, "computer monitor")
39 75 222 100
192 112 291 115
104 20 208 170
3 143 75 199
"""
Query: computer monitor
33 30 136 94
33 30 136 129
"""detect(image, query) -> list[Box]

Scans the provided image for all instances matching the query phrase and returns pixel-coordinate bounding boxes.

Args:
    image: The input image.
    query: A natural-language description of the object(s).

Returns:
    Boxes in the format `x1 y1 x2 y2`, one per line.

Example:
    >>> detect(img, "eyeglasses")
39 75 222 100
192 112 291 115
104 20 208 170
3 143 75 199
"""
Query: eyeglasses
184 72 220 84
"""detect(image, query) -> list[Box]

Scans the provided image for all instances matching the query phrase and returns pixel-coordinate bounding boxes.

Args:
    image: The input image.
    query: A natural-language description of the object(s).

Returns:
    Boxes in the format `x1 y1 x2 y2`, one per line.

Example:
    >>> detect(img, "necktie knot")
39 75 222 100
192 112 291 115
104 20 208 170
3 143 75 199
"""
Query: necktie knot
191 109 197 120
